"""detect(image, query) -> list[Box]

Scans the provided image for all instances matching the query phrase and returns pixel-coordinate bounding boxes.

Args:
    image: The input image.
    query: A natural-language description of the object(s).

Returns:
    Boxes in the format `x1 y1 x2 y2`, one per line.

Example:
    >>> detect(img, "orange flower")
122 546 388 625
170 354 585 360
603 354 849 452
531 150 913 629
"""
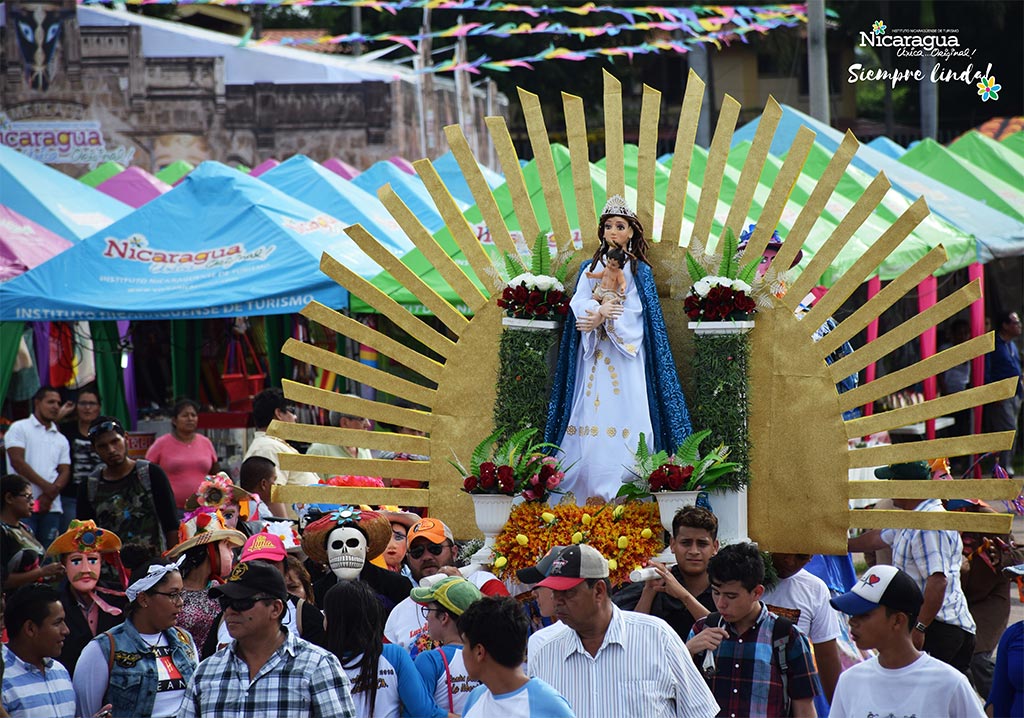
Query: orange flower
492 497 663 586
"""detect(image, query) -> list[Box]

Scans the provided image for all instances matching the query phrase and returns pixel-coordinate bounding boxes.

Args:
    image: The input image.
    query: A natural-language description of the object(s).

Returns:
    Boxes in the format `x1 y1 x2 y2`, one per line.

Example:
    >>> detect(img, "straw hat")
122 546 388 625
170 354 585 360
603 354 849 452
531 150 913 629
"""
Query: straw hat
302 506 391 566
165 509 246 558
46 520 122 557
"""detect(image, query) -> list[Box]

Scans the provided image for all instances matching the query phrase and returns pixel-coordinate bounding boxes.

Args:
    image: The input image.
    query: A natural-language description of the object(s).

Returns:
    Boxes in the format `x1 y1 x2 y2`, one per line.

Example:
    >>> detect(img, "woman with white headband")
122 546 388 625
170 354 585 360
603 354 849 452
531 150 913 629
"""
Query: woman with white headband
72 549 199 718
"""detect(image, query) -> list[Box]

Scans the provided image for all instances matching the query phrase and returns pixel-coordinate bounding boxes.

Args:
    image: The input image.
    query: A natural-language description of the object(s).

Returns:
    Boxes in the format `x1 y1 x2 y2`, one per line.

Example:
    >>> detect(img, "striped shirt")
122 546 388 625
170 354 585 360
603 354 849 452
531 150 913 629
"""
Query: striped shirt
1 644 76 718
528 603 719 718
178 630 357 718
880 499 977 633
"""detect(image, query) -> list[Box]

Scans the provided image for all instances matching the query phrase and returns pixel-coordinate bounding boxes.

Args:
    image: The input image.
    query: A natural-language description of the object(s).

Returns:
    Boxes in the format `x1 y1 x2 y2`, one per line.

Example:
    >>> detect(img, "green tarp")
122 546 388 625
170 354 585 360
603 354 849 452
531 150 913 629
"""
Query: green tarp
0 322 23 405
898 138 1024 223
155 160 195 186
787 143 977 283
78 162 125 188
948 130 1024 188
628 142 974 285
1001 131 1024 159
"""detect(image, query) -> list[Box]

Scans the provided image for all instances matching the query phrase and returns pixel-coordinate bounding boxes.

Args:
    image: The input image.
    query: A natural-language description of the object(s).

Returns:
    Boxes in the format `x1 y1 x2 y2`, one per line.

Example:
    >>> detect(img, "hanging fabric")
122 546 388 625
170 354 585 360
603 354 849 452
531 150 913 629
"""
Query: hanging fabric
69 321 97 388
221 328 266 411
49 321 75 388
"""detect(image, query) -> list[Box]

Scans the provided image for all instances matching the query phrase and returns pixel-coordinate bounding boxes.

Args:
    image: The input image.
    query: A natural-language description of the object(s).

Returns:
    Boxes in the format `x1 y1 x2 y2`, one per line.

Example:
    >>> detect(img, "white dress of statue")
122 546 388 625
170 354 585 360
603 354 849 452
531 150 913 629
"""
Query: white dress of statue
557 199 654 502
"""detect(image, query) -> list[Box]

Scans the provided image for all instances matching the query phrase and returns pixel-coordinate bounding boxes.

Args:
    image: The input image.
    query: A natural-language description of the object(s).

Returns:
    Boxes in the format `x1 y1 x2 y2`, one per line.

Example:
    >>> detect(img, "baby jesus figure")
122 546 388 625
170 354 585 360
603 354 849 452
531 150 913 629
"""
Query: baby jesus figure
585 246 628 308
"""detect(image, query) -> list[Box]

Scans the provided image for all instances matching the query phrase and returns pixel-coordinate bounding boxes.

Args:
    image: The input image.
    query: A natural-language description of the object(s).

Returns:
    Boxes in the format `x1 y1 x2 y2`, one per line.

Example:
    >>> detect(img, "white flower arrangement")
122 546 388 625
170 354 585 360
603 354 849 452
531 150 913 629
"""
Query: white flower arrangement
509 272 564 293
693 276 753 297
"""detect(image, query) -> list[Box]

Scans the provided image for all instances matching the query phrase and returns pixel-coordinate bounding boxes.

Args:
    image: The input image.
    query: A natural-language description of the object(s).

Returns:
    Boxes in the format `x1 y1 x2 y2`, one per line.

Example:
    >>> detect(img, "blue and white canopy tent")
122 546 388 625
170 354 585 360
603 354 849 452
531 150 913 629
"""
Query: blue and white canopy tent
0 161 390 412
260 154 413 257
0 161 384 321
352 159 468 234
0 144 131 241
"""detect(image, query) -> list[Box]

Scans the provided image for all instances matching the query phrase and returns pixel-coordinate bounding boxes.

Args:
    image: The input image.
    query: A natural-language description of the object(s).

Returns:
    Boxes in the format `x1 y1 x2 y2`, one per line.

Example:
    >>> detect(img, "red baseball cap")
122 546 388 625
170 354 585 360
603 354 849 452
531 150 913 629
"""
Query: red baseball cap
536 544 609 591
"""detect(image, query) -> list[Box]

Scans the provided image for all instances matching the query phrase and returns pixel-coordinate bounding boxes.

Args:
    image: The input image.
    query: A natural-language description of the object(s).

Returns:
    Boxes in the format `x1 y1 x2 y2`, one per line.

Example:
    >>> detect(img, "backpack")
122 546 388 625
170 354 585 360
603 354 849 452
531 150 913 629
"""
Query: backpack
703 611 794 716
87 460 165 552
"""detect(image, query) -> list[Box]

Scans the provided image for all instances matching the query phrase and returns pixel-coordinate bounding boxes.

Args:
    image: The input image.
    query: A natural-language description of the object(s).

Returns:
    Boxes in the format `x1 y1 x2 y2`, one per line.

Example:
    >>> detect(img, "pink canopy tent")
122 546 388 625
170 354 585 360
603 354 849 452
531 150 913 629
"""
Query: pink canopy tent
322 157 359 180
96 166 172 208
250 159 280 177
0 205 74 282
388 156 416 175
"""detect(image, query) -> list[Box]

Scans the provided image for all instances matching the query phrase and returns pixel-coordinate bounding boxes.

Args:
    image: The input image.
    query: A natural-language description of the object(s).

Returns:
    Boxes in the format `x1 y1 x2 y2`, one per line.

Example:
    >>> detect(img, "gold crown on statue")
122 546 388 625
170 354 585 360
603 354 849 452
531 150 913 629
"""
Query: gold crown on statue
601 194 637 220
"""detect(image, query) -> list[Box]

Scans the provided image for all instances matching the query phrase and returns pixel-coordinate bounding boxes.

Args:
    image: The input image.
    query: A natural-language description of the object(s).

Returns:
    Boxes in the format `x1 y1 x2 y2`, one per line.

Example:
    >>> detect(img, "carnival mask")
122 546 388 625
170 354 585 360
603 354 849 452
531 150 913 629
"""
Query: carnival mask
65 551 100 593
326 526 367 580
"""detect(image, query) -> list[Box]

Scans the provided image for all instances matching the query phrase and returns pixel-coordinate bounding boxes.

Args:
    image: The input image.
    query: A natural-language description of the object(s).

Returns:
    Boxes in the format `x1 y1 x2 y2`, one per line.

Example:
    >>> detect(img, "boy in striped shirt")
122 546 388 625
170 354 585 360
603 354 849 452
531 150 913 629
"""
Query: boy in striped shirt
1 584 79 718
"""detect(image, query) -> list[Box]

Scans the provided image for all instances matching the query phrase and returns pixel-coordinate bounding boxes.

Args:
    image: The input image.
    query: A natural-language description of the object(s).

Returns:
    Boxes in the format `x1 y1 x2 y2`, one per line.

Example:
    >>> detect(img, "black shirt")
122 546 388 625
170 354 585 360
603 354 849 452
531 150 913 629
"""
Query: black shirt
76 460 178 556
59 424 102 499
611 565 716 641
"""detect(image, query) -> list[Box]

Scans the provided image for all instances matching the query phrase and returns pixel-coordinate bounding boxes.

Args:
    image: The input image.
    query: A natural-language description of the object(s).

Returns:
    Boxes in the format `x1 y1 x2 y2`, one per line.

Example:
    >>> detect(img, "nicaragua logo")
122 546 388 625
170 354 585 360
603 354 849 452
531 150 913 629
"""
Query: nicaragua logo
102 234 275 273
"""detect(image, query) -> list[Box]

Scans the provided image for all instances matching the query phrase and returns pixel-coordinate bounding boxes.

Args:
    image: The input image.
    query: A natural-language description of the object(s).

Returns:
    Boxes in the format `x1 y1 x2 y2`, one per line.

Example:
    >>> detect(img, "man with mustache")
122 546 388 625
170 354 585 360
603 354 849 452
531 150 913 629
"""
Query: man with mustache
383 518 508 657
45 520 127 675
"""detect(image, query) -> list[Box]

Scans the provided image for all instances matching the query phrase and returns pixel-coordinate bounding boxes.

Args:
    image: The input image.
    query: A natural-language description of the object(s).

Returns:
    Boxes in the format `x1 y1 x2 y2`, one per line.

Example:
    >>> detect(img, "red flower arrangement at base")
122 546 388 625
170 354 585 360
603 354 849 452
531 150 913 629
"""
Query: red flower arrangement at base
453 427 565 502
683 282 757 322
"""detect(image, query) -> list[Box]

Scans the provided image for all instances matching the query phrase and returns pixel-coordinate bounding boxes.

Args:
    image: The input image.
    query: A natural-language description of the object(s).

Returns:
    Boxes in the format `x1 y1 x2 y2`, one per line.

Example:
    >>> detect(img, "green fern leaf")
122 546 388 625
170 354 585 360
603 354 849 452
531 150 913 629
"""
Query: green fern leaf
530 231 551 277
676 429 711 466
470 428 504 476
720 227 738 278
737 258 760 286
504 252 528 282
686 252 707 284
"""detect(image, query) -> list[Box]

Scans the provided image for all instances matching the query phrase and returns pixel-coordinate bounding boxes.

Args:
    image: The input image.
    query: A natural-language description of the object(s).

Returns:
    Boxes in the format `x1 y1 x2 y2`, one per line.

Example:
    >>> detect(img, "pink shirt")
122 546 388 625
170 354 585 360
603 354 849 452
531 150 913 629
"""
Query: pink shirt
145 432 218 508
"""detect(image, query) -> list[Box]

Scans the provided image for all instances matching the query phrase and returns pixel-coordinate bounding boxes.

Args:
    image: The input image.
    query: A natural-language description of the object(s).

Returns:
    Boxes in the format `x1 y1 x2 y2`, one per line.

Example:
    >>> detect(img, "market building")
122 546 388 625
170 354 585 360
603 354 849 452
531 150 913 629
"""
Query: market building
1 0 504 176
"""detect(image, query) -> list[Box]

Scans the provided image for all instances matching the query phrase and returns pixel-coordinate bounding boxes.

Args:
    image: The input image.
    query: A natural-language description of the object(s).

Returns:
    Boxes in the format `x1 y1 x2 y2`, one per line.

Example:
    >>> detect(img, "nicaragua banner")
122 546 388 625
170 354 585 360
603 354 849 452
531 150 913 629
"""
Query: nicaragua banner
0 162 384 321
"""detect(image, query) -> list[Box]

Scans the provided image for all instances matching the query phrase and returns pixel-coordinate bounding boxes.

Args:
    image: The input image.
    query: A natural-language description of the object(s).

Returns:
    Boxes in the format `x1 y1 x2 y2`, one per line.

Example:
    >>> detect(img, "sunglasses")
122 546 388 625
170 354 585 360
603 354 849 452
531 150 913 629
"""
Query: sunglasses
88 420 124 438
408 542 452 560
218 595 277 612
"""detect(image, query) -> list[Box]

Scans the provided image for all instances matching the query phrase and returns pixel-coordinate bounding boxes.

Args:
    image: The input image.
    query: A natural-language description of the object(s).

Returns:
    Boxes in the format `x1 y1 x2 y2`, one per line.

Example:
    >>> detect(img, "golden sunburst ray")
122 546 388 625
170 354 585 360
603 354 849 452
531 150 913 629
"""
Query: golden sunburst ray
271 71 1020 548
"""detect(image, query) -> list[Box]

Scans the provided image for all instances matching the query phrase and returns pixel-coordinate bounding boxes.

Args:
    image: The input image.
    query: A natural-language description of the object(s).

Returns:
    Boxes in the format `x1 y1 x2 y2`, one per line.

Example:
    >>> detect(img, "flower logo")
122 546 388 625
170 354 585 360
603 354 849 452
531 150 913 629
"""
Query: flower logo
872 20 886 35
977 75 1001 102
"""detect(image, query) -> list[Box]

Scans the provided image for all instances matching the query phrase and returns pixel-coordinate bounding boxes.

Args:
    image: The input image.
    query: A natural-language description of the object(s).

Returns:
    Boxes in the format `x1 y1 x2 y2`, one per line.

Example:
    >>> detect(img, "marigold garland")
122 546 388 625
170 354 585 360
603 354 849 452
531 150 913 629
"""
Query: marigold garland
492 497 664 587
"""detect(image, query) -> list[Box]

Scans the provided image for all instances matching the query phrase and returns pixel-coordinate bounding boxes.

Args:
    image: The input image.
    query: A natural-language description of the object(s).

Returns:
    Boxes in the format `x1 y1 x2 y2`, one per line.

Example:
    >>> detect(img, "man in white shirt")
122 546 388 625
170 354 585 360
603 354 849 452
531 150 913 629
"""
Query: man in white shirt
527 544 719 718
383 518 508 657
244 389 319 516
828 565 984 718
762 552 843 704
5 386 72 547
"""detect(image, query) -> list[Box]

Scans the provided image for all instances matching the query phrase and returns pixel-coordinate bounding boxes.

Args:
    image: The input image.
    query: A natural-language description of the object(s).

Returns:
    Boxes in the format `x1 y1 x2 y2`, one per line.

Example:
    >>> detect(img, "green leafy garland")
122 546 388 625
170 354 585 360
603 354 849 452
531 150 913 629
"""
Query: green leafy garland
493 325 560 441
690 331 751 490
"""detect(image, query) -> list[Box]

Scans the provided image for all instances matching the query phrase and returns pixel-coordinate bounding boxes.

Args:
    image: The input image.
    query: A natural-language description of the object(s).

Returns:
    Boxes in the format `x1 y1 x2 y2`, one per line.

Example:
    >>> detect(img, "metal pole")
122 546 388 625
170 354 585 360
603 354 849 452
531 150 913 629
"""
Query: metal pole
807 0 830 124
689 44 712 148
352 8 362 57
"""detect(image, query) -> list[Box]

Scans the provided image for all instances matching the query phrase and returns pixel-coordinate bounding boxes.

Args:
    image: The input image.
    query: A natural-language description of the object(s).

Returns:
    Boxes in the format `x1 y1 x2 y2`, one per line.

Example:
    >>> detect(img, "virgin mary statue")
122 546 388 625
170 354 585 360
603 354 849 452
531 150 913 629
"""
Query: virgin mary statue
544 195 692 501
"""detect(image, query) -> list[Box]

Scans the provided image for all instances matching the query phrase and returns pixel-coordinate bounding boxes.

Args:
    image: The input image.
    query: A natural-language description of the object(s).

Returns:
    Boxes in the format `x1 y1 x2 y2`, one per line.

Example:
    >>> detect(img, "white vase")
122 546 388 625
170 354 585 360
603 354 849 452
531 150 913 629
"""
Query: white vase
653 490 702 563
707 487 750 546
688 320 755 335
470 494 514 565
501 317 563 332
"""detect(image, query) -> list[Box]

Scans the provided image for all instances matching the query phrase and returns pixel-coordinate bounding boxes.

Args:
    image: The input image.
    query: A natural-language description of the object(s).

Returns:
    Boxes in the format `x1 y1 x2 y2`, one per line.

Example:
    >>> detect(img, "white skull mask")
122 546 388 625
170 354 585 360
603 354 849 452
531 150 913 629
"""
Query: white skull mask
326 525 367 580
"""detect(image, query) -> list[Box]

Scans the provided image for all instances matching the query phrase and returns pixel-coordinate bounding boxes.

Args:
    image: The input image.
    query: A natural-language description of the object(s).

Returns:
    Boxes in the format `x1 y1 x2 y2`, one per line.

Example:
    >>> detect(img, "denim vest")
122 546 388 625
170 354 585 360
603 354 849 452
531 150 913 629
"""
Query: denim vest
96 618 198 718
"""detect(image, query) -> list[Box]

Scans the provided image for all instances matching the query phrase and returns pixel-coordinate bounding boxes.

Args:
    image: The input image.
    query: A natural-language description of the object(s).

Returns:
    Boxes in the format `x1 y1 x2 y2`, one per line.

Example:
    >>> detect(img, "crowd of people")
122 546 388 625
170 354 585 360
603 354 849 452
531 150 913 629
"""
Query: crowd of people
1 382 1023 717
